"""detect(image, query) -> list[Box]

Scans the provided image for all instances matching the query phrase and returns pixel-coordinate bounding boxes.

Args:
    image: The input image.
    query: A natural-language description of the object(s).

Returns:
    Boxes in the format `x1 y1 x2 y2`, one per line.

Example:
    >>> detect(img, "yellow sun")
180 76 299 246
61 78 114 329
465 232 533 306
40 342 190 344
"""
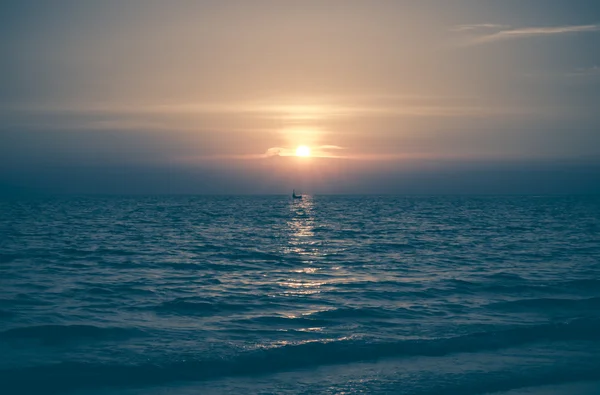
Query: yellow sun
296 145 311 157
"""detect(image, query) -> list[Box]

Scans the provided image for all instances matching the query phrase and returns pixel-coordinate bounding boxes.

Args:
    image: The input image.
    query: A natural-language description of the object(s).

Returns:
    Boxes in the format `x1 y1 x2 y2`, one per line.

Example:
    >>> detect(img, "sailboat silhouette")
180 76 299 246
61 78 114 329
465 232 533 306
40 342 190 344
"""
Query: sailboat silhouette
292 189 302 199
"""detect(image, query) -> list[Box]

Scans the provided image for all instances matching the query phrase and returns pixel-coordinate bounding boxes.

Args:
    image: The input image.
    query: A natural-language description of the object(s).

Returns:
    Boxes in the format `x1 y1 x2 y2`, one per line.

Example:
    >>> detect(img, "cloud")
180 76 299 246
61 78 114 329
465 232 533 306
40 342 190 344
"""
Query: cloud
318 145 345 150
265 147 290 157
264 145 345 158
458 24 600 45
451 24 511 32
567 65 600 77
1 94 528 134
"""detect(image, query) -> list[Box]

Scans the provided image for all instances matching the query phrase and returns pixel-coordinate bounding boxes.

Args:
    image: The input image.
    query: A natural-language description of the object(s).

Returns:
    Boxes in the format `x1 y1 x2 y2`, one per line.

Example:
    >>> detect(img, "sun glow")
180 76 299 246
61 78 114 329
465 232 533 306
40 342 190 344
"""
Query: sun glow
296 145 311 157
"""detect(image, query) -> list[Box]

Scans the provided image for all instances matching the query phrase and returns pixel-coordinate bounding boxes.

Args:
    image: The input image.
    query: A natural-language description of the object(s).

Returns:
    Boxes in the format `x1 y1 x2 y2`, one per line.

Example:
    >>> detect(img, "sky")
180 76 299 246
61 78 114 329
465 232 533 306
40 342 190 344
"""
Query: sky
1 0 599 194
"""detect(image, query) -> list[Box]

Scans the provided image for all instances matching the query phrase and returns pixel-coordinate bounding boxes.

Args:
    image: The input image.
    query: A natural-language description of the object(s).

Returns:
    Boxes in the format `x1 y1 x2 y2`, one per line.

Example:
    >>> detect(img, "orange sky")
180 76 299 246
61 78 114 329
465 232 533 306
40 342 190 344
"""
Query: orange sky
1 1 600 193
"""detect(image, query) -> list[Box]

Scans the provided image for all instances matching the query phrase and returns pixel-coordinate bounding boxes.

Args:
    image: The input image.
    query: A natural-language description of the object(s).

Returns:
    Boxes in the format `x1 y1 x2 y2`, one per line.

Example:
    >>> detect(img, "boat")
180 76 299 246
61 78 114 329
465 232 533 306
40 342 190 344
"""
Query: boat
292 189 302 199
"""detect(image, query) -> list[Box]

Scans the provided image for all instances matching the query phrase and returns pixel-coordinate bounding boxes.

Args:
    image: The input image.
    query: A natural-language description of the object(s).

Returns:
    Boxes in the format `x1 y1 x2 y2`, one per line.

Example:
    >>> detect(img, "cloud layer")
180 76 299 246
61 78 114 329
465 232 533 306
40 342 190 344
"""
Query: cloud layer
461 24 600 44
265 145 345 158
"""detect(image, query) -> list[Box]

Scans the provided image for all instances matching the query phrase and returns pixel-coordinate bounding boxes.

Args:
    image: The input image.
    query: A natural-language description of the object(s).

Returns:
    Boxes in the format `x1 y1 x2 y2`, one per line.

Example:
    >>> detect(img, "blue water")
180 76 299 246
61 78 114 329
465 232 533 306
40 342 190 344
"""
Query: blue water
1 195 600 394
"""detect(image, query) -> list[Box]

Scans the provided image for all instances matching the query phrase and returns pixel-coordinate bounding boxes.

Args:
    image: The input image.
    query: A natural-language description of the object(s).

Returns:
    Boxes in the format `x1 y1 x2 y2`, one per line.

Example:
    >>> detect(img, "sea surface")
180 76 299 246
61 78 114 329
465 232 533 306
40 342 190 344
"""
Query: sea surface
1 195 600 395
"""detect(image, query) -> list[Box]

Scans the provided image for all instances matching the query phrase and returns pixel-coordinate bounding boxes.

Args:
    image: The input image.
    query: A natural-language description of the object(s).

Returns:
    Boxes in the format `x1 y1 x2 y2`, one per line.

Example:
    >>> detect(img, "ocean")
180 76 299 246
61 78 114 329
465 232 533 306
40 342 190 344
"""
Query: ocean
1 195 600 394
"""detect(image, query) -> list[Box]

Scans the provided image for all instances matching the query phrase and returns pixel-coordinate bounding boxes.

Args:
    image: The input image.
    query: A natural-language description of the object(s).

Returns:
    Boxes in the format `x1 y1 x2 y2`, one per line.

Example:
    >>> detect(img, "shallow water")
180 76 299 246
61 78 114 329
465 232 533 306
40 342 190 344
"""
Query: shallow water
1 195 599 394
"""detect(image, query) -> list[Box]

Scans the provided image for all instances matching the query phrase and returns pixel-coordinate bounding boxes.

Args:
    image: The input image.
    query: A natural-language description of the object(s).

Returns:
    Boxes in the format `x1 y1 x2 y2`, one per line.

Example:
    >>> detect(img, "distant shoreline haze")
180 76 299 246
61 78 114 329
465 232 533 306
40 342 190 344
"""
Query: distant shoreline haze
1 157 599 195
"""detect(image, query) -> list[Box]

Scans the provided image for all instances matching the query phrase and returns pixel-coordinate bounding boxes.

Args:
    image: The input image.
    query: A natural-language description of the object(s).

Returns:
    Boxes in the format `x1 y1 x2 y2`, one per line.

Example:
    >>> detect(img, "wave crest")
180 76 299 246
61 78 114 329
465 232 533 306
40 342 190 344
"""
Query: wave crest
2 317 598 392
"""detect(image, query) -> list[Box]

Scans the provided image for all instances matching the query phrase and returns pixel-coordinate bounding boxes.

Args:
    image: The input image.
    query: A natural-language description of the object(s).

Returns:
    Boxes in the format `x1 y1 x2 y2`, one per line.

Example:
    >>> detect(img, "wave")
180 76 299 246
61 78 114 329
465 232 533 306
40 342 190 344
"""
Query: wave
369 242 416 251
236 315 332 327
70 286 115 296
447 278 477 287
307 307 402 320
444 277 600 296
412 365 600 395
0 324 143 345
484 272 526 281
334 279 416 290
155 298 249 315
237 307 414 326
488 297 600 311
215 250 286 263
478 283 551 294
2 317 598 393
559 278 600 290
0 295 51 307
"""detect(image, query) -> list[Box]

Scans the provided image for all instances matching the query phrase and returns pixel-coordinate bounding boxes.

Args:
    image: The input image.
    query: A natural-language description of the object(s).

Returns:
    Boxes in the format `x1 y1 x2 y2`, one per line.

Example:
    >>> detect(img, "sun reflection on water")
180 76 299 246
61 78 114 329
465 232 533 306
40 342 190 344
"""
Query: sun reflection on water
278 195 327 297
285 195 317 253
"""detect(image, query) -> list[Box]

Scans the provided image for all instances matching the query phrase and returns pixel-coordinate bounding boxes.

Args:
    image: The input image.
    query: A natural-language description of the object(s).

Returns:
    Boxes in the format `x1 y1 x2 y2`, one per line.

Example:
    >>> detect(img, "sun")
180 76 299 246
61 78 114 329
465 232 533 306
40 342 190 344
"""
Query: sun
295 145 311 157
